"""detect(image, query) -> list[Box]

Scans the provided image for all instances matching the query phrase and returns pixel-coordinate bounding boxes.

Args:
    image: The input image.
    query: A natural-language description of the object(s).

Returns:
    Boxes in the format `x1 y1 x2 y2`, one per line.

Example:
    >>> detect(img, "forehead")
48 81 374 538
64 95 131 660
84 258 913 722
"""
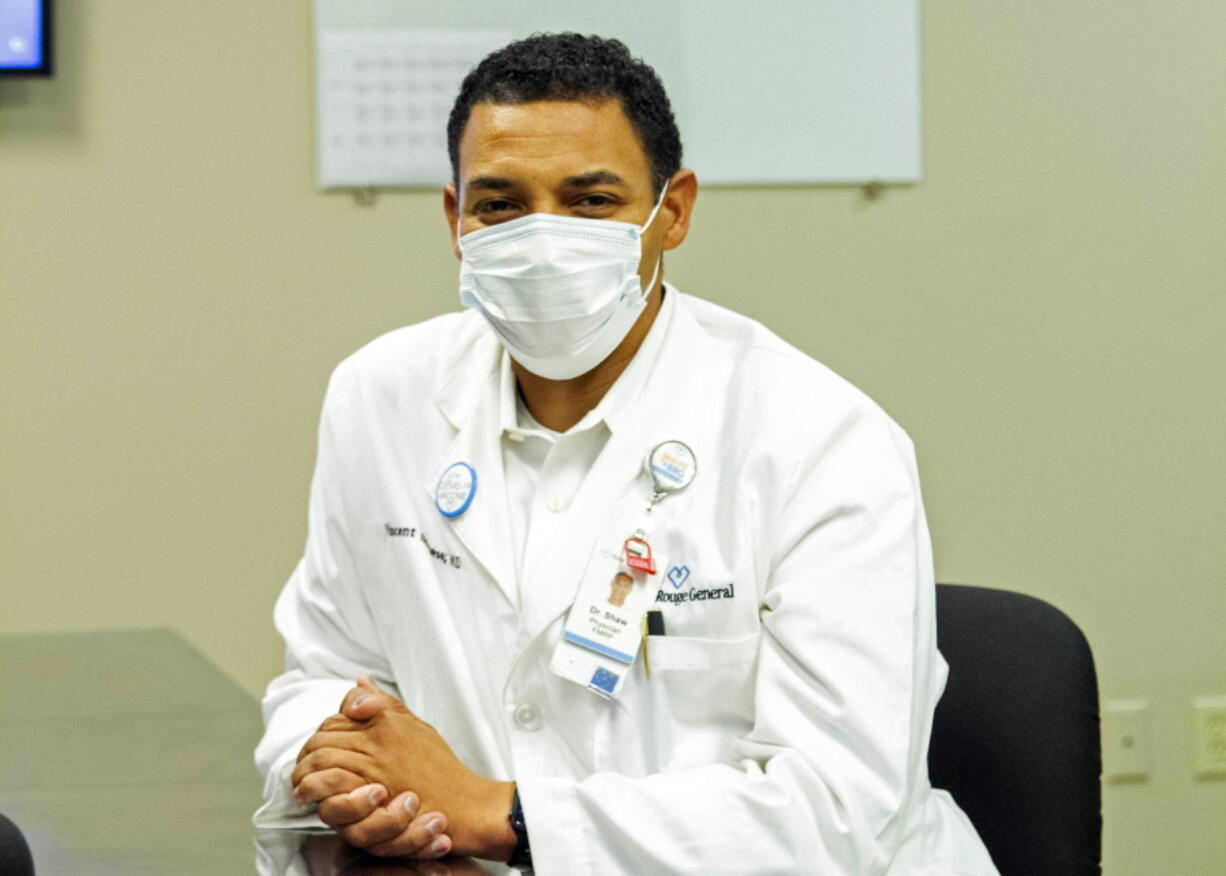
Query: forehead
457 98 653 187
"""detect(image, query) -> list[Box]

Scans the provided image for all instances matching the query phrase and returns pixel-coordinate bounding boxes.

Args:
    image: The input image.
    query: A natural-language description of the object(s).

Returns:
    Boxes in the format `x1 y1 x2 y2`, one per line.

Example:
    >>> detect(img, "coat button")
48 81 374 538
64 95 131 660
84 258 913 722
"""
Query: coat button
546 495 568 512
512 703 543 731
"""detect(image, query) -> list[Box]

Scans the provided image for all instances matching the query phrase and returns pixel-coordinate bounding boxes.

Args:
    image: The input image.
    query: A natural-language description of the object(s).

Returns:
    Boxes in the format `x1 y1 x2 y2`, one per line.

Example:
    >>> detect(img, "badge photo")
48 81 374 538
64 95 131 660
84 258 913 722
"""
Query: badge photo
552 540 668 700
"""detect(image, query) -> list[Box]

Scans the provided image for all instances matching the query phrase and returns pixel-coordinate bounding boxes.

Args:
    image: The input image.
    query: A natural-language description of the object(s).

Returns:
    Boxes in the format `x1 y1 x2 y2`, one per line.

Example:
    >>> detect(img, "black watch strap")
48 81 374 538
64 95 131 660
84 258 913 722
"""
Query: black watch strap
507 787 532 871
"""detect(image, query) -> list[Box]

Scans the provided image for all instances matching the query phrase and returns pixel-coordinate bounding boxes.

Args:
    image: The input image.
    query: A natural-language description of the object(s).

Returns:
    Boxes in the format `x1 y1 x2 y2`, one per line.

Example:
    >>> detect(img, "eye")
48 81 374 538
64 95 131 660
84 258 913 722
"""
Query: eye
475 198 516 215
472 198 524 224
572 192 621 215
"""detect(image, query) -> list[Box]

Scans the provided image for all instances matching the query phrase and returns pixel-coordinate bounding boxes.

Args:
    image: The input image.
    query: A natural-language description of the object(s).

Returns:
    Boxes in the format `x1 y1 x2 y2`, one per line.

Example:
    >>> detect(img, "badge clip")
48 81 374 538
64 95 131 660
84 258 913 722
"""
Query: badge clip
623 535 656 574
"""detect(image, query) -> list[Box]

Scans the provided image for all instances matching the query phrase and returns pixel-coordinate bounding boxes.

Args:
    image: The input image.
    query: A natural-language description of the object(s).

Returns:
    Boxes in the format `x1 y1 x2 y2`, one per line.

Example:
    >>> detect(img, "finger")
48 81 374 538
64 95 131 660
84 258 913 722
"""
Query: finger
317 783 391 827
342 680 393 721
291 746 372 790
292 767 368 804
343 676 384 707
297 720 360 765
299 729 370 758
337 793 415 849
365 807 450 859
317 711 367 733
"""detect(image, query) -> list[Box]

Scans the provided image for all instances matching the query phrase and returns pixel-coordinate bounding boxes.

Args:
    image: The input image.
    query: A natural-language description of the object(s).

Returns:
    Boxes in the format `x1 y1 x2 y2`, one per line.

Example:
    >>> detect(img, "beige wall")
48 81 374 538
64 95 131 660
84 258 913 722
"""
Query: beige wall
2 2 1222 872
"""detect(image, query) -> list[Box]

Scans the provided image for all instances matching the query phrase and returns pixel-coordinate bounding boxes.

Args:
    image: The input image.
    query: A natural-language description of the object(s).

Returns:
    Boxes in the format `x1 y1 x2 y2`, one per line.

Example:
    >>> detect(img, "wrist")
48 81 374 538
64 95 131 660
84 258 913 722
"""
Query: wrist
457 778 517 861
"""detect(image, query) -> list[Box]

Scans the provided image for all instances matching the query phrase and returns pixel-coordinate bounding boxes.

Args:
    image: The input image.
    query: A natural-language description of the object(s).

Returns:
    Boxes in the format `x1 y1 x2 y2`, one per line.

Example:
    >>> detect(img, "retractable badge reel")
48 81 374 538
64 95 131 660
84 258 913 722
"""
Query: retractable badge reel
630 441 697 685
645 441 697 511
550 440 698 700
628 440 697 560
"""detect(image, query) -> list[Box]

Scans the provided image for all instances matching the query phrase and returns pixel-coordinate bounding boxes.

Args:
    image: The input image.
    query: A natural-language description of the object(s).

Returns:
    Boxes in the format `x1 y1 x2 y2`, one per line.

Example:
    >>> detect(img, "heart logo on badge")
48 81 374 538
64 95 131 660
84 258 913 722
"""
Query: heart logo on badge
666 565 691 589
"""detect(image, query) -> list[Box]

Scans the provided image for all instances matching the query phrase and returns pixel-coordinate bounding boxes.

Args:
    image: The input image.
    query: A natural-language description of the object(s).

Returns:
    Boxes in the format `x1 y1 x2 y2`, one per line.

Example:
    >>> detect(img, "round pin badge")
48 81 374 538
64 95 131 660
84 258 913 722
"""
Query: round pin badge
646 440 697 495
435 462 477 518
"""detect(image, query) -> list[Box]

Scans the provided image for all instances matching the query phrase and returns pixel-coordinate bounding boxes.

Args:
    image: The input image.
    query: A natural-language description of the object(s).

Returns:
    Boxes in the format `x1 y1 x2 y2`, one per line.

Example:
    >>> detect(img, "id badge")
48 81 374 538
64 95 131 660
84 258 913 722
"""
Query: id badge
551 538 666 699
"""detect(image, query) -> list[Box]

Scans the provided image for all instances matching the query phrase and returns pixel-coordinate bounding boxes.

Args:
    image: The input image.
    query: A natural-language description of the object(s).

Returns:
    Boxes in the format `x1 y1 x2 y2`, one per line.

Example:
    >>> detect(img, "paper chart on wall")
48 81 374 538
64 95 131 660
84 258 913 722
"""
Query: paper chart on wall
315 29 510 188
312 0 921 186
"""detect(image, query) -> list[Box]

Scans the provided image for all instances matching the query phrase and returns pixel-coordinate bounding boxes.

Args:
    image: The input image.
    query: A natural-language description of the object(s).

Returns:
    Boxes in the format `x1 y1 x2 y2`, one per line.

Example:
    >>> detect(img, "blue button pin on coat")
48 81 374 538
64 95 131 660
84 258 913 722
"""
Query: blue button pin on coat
435 462 477 518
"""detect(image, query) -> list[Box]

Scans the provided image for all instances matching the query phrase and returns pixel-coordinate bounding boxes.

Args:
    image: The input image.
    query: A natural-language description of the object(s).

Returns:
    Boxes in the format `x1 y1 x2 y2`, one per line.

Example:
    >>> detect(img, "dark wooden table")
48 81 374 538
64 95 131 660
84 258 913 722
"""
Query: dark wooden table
0 628 265 874
0 629 508 875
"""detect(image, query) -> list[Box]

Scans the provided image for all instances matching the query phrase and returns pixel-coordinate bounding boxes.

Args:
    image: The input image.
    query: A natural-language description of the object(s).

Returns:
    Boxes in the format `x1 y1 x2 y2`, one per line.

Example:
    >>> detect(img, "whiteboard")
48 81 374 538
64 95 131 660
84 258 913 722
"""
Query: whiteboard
313 0 922 188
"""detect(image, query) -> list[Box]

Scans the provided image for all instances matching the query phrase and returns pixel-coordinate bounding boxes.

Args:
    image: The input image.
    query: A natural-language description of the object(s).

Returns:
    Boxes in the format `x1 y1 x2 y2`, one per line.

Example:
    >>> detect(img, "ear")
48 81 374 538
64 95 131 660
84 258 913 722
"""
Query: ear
443 183 462 259
659 169 698 252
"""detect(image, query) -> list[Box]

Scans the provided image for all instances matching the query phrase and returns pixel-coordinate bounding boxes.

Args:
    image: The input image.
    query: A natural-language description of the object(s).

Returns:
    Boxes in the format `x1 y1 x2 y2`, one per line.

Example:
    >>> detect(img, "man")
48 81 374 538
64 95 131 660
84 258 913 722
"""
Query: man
255 34 997 874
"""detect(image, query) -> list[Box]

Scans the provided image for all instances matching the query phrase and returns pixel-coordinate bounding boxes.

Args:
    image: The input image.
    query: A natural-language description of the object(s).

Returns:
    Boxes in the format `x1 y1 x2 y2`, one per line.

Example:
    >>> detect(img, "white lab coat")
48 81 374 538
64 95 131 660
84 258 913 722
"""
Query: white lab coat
254 287 998 875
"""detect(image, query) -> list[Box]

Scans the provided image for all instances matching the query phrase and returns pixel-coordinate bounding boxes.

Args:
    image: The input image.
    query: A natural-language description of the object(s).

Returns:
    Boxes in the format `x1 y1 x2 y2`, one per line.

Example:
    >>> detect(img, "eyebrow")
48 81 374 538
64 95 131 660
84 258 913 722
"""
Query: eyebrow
465 175 517 192
561 170 627 189
464 170 629 193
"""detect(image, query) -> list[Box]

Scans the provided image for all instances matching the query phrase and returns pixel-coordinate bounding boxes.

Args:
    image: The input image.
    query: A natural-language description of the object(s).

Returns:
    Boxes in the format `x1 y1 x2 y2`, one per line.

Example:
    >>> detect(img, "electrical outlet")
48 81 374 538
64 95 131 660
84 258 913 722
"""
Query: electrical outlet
1102 698 1151 782
1193 695 1226 779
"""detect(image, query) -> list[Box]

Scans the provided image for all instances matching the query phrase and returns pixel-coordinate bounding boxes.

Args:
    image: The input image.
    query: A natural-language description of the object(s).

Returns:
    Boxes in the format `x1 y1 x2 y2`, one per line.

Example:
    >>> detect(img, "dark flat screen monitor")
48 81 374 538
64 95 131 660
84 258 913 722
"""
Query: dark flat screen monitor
0 0 51 76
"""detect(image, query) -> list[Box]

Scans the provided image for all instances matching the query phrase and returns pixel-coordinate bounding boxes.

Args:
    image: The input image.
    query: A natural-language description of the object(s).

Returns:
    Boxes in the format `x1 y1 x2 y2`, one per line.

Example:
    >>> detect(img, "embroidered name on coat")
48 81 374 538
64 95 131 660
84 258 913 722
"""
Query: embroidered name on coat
655 583 735 604
385 524 462 569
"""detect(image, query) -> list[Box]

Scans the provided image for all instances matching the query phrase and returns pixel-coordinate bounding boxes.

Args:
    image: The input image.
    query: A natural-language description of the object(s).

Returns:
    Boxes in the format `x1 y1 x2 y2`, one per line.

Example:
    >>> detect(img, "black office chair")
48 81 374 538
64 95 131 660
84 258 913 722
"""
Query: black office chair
928 584 1102 876
0 813 35 876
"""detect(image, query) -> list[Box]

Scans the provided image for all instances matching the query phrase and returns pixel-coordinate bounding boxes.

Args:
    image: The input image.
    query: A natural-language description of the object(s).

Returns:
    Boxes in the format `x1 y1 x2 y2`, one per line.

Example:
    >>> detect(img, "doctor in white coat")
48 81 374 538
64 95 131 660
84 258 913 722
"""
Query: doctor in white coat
255 33 998 875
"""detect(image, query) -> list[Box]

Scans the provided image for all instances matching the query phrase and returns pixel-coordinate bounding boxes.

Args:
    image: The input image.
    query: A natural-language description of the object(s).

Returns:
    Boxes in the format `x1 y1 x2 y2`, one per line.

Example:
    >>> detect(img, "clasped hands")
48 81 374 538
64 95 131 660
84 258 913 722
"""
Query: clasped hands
292 676 516 862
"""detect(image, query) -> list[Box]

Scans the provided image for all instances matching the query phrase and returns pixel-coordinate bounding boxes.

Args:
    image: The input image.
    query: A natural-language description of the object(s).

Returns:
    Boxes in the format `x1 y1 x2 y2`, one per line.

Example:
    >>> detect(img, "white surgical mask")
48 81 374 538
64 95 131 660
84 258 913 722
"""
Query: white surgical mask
457 186 668 380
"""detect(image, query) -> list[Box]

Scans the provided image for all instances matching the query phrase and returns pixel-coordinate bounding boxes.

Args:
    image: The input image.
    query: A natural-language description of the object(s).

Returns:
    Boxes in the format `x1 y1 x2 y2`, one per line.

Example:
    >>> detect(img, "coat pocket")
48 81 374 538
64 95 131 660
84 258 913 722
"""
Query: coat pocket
646 631 761 672
594 632 761 775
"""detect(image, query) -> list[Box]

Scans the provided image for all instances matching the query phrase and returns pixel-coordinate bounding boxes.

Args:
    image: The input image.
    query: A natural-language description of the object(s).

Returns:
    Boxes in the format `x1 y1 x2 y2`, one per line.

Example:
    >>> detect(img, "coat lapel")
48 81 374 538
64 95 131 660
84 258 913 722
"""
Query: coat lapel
422 333 518 609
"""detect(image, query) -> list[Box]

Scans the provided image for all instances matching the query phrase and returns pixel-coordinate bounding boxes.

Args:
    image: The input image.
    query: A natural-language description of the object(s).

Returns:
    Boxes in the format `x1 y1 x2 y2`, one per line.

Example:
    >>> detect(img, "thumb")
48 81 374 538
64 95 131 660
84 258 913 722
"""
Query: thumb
342 676 393 720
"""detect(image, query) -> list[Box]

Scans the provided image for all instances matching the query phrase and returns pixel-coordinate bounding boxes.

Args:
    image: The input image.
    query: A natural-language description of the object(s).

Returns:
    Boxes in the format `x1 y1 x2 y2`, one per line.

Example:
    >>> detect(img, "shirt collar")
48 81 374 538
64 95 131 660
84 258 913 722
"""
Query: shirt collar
499 282 679 440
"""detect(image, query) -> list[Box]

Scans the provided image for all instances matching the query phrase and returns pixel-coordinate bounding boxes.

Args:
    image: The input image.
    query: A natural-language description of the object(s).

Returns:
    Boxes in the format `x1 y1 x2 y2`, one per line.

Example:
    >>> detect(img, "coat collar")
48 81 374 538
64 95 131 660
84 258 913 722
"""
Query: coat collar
432 321 501 431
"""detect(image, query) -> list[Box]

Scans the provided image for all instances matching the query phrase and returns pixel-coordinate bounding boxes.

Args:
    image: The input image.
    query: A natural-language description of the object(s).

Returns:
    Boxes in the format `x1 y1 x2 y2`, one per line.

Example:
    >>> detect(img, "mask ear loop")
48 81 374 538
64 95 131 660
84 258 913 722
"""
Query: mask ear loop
637 182 670 297
640 181 670 233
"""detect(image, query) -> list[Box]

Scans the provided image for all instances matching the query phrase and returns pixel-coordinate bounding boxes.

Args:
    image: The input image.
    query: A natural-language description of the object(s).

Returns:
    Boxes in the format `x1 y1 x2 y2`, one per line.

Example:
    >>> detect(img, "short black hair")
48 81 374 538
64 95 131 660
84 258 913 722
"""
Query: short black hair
447 33 683 195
